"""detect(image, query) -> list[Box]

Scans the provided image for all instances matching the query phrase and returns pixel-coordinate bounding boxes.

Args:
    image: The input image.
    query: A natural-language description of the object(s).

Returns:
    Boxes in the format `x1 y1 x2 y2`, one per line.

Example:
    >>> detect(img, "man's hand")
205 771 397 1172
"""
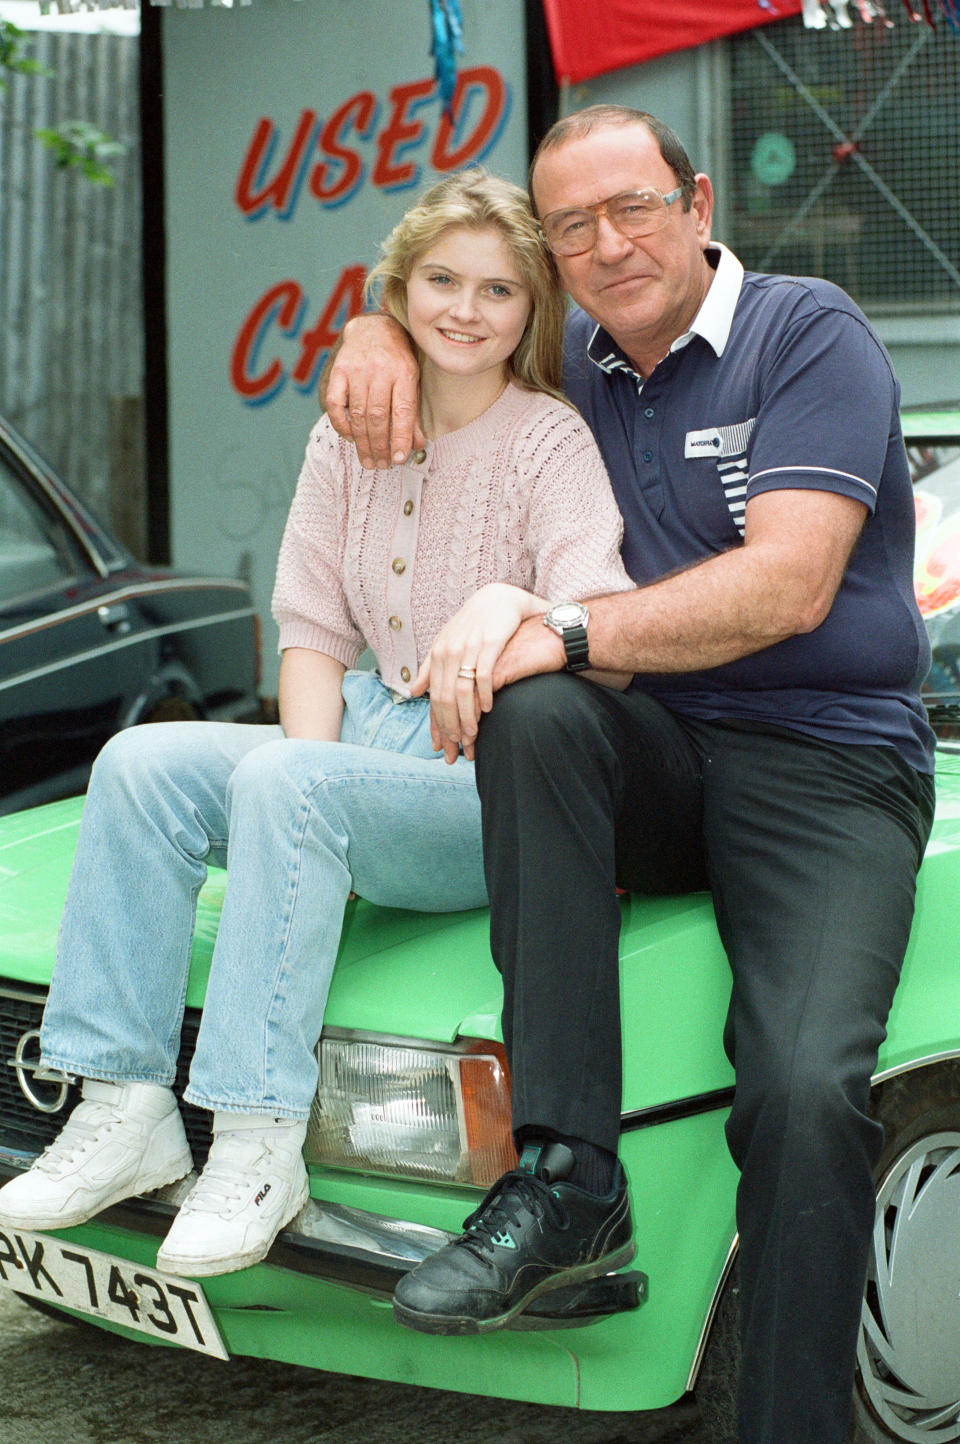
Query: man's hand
412 584 548 762
323 315 424 469
491 615 566 693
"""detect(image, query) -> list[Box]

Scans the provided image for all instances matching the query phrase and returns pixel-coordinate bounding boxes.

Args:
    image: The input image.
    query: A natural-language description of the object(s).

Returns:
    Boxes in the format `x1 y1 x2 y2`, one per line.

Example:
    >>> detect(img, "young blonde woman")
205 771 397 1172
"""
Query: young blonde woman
0 170 633 1277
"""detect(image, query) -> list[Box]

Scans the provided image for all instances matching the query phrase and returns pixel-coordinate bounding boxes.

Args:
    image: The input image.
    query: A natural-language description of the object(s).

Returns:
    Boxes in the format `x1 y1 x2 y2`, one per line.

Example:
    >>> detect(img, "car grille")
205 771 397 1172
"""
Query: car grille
0 985 213 1168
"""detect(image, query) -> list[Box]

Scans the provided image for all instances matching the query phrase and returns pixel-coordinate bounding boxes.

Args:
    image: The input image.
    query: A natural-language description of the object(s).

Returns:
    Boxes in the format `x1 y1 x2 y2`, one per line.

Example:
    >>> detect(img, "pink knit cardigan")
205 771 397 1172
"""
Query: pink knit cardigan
272 383 633 695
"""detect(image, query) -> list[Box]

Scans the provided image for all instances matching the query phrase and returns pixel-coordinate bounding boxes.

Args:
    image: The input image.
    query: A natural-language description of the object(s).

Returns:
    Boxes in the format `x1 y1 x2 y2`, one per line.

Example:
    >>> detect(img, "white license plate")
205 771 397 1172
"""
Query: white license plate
0 1226 229 1359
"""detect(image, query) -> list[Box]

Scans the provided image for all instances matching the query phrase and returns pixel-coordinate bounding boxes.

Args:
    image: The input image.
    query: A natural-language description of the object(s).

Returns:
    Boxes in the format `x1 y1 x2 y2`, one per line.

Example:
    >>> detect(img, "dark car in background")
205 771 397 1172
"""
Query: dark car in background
0 415 261 815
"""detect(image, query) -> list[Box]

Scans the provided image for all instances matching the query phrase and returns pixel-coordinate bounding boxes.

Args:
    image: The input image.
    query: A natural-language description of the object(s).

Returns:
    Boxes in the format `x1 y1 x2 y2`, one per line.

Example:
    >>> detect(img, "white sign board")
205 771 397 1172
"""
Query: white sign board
161 0 528 691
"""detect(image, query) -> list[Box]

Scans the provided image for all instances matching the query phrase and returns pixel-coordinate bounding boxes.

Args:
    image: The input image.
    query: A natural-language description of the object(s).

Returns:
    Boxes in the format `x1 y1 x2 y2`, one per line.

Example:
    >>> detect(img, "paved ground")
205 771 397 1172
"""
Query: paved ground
0 1286 707 1444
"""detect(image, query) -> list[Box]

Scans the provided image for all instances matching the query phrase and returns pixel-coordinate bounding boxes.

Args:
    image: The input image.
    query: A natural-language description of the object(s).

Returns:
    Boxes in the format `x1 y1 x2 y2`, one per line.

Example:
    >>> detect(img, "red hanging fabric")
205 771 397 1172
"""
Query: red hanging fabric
540 0 804 84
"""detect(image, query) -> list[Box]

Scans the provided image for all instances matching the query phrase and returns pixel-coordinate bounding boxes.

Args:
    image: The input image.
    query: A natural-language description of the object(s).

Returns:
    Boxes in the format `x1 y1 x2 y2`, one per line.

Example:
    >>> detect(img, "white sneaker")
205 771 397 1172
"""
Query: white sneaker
0 1079 192 1230
156 1115 309 1278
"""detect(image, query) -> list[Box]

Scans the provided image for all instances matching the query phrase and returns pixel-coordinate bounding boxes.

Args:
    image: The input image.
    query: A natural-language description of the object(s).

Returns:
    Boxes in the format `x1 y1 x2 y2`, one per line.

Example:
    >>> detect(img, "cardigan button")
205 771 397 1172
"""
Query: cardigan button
389 615 402 631
392 558 406 575
403 499 414 516
413 448 427 464
400 666 411 683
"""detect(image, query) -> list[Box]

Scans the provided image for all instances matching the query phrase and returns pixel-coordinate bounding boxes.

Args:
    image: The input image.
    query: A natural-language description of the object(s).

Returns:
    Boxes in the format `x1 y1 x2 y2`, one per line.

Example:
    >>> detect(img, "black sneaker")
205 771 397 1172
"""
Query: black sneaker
392 1142 635 1335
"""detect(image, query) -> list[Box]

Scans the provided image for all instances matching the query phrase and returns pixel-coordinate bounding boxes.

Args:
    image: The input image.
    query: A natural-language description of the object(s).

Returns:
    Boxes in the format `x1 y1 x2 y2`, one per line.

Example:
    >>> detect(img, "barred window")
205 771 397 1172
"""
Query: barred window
729 17 960 315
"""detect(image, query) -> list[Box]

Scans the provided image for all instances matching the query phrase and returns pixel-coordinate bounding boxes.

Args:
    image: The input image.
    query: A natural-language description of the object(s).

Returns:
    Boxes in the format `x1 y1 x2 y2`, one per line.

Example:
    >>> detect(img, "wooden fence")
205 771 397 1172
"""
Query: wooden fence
0 30 145 553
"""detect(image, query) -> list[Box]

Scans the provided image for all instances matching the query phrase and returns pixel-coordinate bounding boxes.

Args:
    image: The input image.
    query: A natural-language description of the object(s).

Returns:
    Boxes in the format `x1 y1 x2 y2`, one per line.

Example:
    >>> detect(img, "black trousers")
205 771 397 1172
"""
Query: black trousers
473 675 934 1444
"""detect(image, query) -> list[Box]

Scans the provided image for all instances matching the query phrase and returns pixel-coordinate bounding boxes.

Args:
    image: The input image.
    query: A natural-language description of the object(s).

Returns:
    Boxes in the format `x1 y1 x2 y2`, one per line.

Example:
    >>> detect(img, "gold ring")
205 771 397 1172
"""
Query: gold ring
458 667 477 680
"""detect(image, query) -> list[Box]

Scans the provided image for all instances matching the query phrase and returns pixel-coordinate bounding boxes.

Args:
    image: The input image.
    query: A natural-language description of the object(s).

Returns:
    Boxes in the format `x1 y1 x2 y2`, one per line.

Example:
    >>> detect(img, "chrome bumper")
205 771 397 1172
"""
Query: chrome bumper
0 1152 645 1327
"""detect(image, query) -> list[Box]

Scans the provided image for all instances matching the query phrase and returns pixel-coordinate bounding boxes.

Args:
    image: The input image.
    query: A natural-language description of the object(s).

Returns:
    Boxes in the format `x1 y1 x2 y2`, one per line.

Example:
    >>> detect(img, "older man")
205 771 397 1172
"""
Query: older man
326 106 935 1443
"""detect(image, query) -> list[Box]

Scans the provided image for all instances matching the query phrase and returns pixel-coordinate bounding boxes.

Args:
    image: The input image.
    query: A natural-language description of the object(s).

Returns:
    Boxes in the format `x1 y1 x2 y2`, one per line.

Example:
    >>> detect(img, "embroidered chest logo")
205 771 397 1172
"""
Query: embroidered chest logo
685 418 756 537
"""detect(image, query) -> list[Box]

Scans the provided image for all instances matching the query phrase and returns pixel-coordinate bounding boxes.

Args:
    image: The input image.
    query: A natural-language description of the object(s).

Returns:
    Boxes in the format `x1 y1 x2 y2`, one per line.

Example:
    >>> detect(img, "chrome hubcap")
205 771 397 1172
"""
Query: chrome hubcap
858 1131 960 1441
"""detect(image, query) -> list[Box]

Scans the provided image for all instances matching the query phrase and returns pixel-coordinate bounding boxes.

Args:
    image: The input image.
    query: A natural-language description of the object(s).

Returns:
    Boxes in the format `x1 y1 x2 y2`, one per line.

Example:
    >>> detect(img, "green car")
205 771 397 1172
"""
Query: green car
2 411 960 1444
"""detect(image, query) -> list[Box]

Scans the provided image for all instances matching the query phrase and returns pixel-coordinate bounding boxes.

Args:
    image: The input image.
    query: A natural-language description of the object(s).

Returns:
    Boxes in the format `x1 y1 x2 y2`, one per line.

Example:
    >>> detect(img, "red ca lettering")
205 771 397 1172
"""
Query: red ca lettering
292 267 367 393
230 280 305 403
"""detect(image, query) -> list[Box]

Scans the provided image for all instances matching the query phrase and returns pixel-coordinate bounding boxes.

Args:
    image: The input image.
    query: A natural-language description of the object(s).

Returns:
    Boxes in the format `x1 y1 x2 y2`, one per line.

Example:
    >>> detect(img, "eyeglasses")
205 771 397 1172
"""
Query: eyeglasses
539 186 685 257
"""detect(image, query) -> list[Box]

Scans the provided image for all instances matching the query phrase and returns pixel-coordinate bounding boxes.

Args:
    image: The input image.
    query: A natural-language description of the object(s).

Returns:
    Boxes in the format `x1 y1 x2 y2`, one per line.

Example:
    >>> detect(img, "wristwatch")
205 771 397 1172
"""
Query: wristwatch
543 601 590 672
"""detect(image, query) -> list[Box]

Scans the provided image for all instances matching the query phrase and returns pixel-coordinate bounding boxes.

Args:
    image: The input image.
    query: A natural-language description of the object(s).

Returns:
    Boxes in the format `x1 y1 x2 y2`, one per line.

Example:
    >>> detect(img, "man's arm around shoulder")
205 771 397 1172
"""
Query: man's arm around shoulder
323 314 424 469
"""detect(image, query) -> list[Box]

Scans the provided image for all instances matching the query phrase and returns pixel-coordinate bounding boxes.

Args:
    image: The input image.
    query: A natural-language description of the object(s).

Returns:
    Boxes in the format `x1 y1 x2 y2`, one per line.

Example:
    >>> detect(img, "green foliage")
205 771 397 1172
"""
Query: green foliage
0 17 50 82
1 17 124 186
36 120 124 186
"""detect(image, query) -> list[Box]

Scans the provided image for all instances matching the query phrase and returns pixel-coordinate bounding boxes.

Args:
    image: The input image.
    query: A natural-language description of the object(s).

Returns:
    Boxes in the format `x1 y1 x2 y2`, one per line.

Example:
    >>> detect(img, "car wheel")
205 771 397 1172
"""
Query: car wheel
851 1061 960 1443
696 1062 960 1444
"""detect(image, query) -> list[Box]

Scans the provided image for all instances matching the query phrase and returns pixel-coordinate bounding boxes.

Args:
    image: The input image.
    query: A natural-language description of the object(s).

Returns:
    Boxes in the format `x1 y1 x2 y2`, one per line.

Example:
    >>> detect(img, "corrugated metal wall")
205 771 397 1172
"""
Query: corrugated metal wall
0 31 145 552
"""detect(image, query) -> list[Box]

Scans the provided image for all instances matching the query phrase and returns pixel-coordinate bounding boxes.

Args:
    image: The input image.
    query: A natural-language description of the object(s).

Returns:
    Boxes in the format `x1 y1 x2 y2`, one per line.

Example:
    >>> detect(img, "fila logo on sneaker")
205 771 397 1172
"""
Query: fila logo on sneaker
254 1183 272 1207
491 1230 516 1250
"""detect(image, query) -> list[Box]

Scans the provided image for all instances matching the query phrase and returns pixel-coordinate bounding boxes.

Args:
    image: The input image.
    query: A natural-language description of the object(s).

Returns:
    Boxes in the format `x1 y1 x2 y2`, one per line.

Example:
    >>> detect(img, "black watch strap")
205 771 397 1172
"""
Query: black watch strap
561 625 590 672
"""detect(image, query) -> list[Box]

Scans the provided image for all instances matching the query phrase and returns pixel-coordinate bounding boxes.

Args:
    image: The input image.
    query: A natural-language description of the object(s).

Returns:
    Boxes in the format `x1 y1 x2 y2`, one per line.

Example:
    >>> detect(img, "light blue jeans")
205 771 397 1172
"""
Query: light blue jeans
40 671 488 1118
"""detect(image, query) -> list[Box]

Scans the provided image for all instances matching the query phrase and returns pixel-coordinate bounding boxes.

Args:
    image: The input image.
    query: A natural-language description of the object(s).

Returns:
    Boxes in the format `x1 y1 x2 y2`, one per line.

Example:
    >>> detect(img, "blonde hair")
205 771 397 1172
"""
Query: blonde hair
364 168 569 403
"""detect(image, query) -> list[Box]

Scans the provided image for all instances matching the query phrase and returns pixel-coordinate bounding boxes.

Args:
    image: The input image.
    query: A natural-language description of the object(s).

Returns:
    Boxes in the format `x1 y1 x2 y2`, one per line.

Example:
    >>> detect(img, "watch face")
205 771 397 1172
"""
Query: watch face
550 603 585 626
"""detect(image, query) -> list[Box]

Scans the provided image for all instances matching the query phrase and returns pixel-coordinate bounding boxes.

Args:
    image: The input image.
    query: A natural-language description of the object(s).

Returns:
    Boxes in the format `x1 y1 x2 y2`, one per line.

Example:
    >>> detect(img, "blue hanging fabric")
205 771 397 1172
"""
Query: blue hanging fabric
430 0 464 119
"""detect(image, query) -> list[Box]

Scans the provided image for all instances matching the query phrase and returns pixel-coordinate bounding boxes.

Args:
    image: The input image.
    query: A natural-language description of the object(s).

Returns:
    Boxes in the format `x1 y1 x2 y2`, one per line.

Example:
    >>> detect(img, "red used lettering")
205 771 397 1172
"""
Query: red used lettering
234 111 319 219
432 66 507 172
372 77 436 190
311 91 377 205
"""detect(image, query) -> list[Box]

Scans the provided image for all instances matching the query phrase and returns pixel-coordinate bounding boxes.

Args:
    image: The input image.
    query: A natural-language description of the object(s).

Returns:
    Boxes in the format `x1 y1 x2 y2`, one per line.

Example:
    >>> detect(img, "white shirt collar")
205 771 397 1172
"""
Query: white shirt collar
670 241 743 358
585 241 744 378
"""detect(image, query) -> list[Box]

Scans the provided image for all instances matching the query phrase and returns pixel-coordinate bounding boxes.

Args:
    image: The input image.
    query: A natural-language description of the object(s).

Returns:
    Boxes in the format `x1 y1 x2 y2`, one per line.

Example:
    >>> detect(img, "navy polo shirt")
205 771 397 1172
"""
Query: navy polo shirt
563 243 935 773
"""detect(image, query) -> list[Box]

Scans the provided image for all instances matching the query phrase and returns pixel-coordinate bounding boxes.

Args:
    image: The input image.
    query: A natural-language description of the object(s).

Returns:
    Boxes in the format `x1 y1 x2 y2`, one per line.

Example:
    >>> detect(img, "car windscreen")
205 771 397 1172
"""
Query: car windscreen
0 448 94 610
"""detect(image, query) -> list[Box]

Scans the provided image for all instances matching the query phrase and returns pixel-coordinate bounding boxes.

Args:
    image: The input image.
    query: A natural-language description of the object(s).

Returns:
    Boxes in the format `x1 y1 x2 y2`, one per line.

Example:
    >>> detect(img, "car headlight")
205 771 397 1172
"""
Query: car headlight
306 1030 517 1188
